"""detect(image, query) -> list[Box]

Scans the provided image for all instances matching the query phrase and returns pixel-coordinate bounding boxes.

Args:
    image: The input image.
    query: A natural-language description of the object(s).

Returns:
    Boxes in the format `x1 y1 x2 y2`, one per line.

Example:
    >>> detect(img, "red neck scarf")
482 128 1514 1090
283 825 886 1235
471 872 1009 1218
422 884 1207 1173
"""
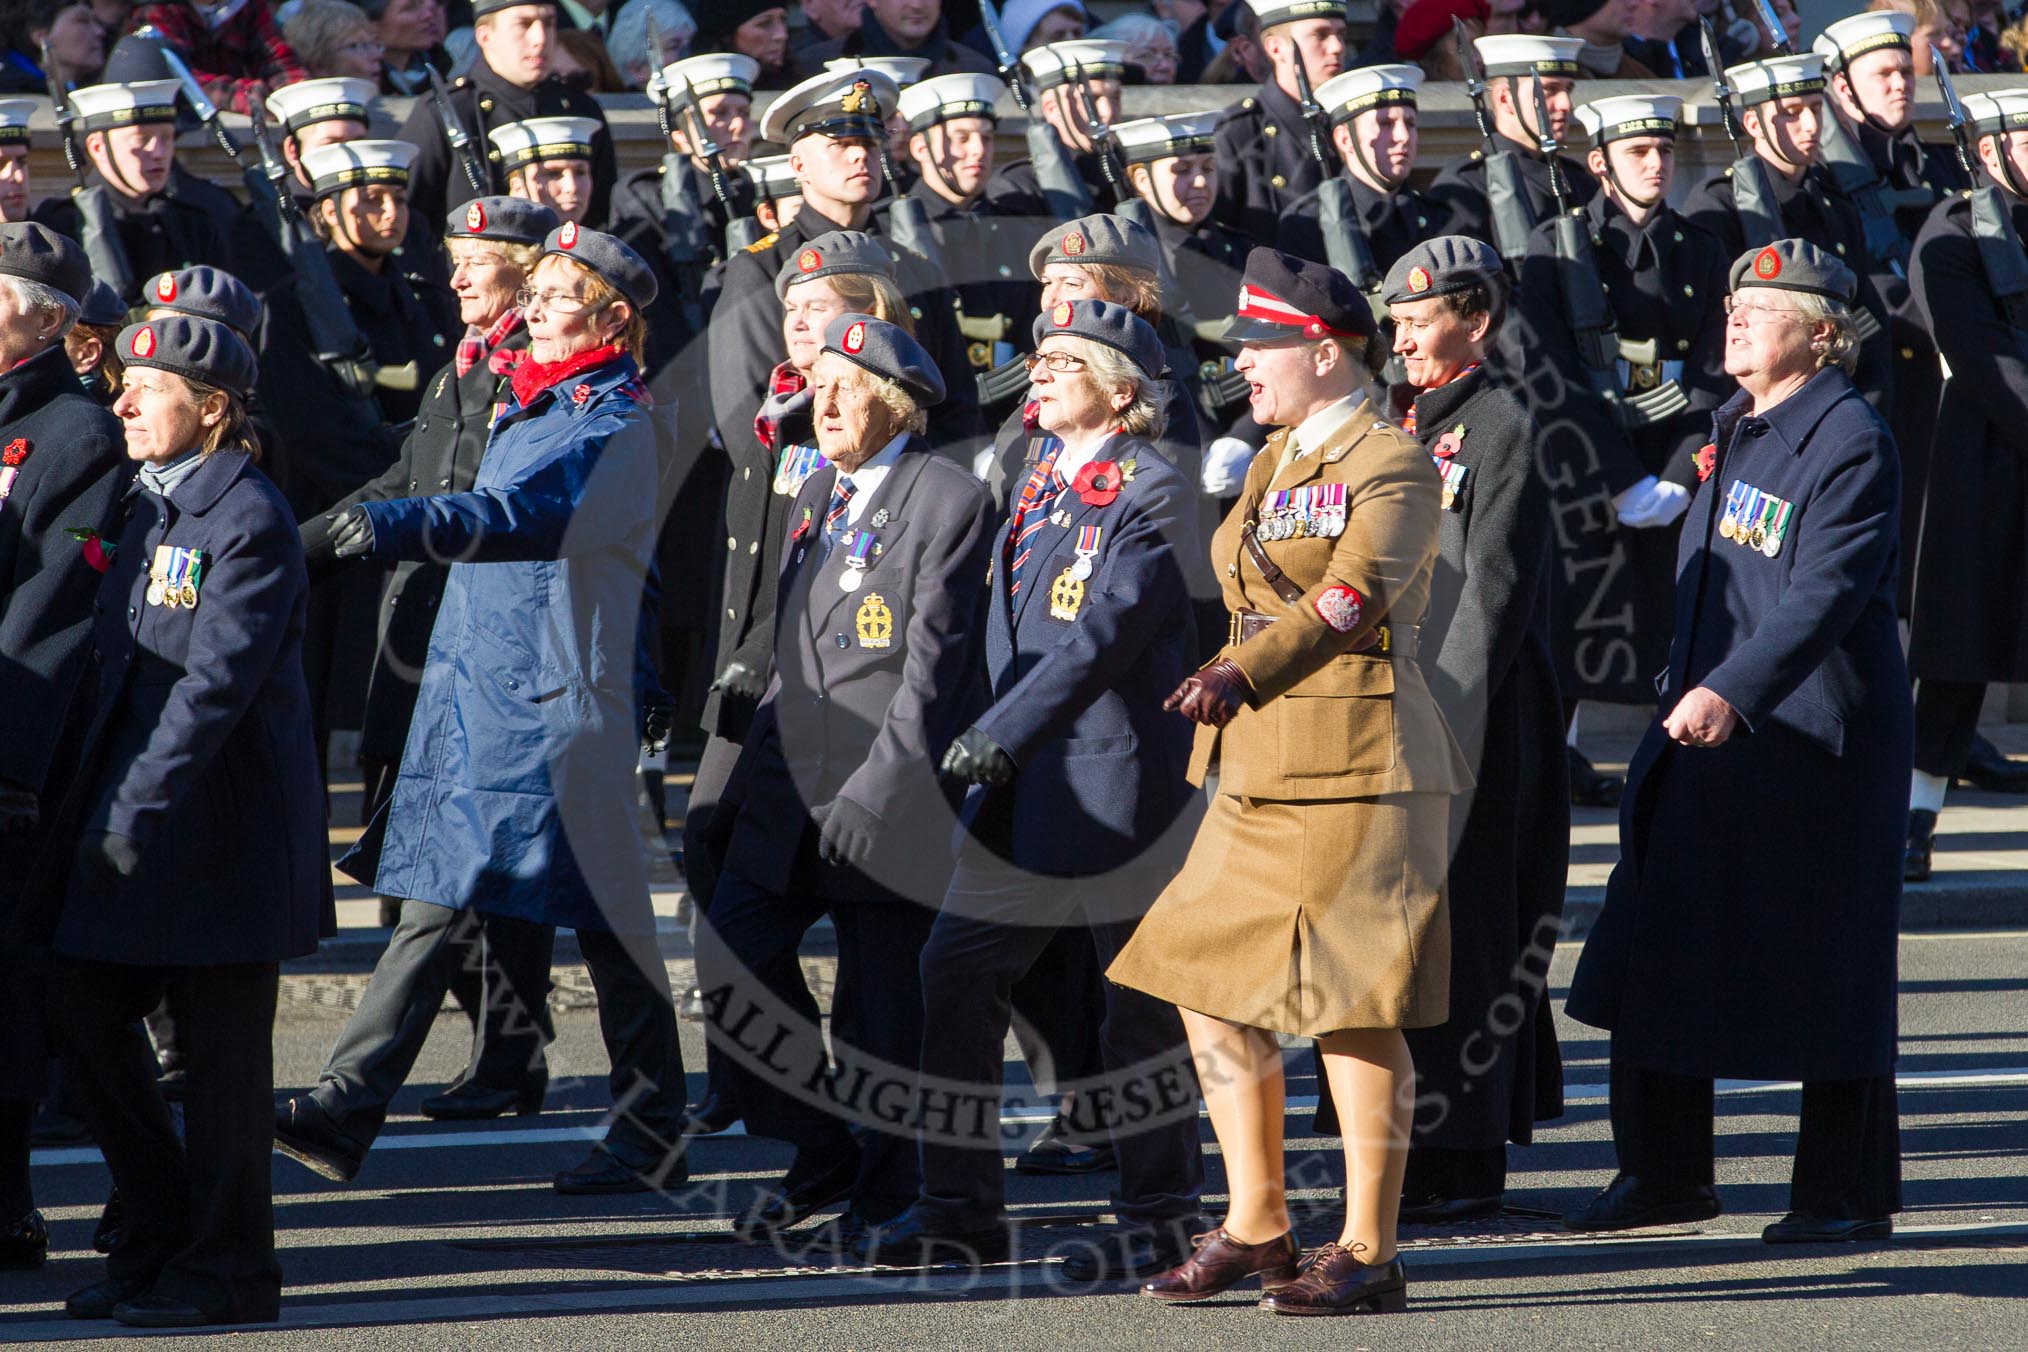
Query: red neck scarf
1401 361 1482 436
506 342 628 409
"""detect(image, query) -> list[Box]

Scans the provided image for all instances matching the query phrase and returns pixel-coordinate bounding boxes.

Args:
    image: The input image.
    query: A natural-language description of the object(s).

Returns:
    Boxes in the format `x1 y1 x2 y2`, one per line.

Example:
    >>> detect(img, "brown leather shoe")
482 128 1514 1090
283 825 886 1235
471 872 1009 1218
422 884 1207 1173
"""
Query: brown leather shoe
1139 1226 1301 1302
1261 1246 1407 1316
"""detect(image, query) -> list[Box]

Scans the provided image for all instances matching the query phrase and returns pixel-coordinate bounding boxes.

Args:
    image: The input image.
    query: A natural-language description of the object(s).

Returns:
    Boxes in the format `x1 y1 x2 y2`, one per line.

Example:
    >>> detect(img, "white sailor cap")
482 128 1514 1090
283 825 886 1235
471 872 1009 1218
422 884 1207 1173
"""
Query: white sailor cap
744 153 801 201
758 67 902 145
0 99 33 145
825 55 932 88
1472 34 1583 79
1022 39 1130 89
487 116 600 172
1812 11 1913 69
1725 53 1827 105
660 53 759 103
896 73 1007 131
67 79 181 133
1313 64 1421 124
1962 89 2028 138
1242 0 1347 30
301 138 418 198
264 76 375 135
1111 112 1222 164
1575 94 1681 144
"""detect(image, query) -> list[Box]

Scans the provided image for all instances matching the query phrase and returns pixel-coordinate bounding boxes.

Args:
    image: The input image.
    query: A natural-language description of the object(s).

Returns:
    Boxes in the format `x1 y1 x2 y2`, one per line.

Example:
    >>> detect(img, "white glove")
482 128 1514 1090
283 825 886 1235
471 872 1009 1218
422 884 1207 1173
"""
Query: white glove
970 446 999 481
1647 481 1692 527
1201 436 1257 497
1611 474 1666 528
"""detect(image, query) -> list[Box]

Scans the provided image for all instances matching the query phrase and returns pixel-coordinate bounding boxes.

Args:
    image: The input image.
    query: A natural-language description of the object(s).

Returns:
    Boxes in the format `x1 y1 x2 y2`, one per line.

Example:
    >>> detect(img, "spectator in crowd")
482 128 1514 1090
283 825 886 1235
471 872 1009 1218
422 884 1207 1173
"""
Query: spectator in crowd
1199 0 1268 83
122 0 306 115
692 1 791 89
1624 0 1705 76
553 26 623 88
604 0 693 87
1544 0 1653 76
1874 0 1958 72
1394 0 1489 76
968 0 1087 61
357 0 451 94
794 0 867 59
1940 0 1976 66
796 0 996 79
2 0 108 93
1093 12 1181 82
285 0 387 79
1966 0 2006 68
1157 0 1225 81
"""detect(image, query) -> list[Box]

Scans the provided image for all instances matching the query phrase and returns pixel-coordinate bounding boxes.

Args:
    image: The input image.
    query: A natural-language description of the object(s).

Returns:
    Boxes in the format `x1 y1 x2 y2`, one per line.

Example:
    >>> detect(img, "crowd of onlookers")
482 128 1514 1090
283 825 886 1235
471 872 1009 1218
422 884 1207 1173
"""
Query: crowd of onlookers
6 0 2027 113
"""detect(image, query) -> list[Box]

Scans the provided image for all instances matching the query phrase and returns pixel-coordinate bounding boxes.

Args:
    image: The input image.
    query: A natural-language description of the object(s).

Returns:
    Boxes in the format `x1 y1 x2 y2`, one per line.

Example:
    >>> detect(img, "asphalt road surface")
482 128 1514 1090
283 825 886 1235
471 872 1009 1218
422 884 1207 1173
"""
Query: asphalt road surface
6 929 2025 1349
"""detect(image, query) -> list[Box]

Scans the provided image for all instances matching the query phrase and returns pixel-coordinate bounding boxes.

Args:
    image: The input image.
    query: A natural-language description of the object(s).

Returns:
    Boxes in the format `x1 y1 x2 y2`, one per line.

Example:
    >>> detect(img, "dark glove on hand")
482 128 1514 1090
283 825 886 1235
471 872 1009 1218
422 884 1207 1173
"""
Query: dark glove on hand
708 660 767 702
77 830 142 893
329 506 376 558
815 795 881 868
939 726 1017 787
0 782 38 835
1163 658 1253 728
640 702 674 756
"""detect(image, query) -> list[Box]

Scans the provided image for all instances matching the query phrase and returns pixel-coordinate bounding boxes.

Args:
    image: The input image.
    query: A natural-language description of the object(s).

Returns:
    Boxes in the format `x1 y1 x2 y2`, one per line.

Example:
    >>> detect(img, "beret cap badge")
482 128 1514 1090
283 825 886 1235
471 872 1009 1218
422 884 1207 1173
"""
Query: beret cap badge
798 247 822 272
466 201 486 231
1753 246 1782 279
843 320 867 354
558 220 580 249
1050 300 1074 325
131 326 156 358
1407 265 1431 294
155 273 177 302
1063 230 1086 256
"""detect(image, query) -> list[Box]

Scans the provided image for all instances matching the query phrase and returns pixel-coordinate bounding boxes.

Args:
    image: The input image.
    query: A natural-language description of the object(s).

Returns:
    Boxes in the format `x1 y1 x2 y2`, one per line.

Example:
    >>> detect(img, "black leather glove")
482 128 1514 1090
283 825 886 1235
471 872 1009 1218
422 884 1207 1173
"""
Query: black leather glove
329 506 376 558
640 701 674 756
0 781 38 835
708 660 767 702
939 726 1017 787
814 795 881 869
1163 658 1253 729
76 830 142 893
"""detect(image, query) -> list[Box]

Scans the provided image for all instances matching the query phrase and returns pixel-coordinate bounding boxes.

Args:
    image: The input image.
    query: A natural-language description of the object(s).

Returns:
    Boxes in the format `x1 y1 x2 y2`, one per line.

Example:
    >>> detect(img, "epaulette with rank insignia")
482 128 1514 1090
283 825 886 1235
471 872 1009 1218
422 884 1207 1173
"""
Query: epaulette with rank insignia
744 231 780 253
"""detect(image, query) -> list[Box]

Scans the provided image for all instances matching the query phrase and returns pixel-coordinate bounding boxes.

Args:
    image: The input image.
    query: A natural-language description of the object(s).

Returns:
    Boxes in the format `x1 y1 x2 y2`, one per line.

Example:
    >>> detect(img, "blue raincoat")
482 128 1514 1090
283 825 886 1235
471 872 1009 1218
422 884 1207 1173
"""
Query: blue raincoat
338 356 660 934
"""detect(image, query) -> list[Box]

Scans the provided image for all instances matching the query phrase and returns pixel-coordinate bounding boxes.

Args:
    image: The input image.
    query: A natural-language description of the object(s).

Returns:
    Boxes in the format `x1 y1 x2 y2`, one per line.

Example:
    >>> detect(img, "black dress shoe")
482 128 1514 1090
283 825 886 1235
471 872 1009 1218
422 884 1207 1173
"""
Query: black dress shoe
553 1143 688 1195
1564 1174 1721 1232
1762 1213 1894 1243
273 1095 365 1183
1956 736 2028 794
850 1210 1011 1267
1059 1219 1205 1281
113 1294 275 1328
681 1091 741 1137
734 1154 859 1241
66 1277 150 1320
1568 746 1623 809
0 1210 47 1270
419 1075 547 1121
1015 1118 1117 1176
1398 1193 1504 1225
1905 808 1939 883
94 1187 123 1254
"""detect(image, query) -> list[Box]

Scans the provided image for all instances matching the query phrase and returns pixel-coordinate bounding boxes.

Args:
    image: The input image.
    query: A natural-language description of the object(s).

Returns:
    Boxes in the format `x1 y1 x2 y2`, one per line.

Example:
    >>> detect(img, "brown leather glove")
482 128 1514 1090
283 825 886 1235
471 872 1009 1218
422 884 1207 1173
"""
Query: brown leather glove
1163 658 1253 728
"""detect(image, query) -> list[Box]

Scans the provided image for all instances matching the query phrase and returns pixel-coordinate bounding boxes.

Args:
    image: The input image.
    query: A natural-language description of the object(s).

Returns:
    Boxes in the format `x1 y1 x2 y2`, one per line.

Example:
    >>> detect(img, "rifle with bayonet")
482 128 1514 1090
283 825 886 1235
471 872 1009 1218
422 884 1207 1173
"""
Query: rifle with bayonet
1933 52 2028 331
249 117 418 396
42 40 136 300
1530 75 1688 431
427 64 491 199
861 82 943 274
1063 59 1141 225
639 44 716 335
1293 55 1401 384
1457 17 1539 264
978 0 1094 219
1701 18 1783 250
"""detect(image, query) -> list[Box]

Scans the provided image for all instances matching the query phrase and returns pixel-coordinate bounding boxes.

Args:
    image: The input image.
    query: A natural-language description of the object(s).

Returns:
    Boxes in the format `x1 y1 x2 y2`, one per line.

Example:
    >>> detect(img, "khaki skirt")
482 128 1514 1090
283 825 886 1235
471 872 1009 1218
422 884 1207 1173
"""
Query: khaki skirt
1108 789 1451 1037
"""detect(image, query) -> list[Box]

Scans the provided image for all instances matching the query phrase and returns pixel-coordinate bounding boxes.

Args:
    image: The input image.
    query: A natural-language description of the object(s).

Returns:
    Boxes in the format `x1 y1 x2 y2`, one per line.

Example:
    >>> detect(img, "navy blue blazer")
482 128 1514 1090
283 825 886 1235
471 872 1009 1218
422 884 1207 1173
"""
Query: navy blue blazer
965 433 1200 878
33 448 330 967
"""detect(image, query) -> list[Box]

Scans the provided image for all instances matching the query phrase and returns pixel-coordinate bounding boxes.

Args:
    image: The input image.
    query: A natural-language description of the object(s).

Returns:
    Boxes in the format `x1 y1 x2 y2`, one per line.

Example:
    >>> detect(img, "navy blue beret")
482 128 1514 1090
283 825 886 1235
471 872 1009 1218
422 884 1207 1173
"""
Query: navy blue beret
822 312 946 408
1032 297 1166 382
448 195 559 246
144 266 262 339
776 230 895 299
1729 238 1857 304
541 221 659 309
118 315 258 397
0 222 93 307
1382 235 1503 305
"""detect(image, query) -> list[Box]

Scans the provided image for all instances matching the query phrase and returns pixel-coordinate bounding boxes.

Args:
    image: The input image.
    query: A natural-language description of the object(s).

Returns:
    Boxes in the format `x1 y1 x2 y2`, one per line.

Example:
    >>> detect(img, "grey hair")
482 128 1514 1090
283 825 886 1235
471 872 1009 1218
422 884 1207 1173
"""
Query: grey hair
1090 14 1178 47
837 366 929 436
283 0 377 75
1788 289 1861 375
1056 334 1167 439
608 0 697 88
0 275 80 341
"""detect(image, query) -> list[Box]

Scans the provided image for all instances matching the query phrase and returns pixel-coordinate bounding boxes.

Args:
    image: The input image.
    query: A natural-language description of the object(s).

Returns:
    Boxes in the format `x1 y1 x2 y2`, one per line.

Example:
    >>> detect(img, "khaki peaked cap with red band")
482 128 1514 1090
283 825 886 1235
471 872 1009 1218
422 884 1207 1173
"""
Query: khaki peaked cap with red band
1223 246 1376 344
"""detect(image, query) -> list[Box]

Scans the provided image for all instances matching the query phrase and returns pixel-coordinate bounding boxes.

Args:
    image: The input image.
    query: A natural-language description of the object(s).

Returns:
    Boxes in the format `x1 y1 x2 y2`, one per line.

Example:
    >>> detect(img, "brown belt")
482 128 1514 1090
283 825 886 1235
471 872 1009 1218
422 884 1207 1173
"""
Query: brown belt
1230 608 1418 657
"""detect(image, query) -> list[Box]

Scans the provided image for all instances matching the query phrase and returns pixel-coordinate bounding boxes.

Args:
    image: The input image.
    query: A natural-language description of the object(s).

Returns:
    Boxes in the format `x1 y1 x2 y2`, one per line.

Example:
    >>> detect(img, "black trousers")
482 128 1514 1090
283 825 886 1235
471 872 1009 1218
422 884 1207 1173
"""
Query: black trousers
681 732 747 1113
49 956 283 1322
1912 678 1988 779
1609 1054 1902 1218
914 855 1204 1231
307 900 553 1146
705 863 935 1220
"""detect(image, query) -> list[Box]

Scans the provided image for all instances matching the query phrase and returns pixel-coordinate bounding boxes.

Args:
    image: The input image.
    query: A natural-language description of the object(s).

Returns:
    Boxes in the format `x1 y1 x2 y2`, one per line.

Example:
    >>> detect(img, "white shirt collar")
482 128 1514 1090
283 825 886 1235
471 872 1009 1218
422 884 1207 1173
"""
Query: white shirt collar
1051 427 1129 486
838 431 909 525
1290 391 1367 461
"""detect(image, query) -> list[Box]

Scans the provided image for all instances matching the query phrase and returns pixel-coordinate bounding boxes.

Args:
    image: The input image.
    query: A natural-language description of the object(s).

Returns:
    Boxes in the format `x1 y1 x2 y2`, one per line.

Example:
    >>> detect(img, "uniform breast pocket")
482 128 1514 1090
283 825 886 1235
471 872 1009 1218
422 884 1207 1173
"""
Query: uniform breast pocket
1276 657 1397 779
841 588 905 654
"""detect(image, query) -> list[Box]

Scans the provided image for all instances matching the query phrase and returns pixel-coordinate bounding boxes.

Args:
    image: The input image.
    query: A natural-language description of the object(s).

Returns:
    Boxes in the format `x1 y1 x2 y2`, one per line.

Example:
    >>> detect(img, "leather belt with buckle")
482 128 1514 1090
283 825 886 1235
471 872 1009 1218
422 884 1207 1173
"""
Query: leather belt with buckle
1229 609 1418 657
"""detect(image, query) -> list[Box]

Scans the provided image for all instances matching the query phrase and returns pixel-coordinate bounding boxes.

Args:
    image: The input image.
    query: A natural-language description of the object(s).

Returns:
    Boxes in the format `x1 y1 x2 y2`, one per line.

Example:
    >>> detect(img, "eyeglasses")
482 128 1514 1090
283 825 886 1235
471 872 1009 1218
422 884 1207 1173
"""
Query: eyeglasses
1722 295 1804 322
515 287 600 314
1023 351 1089 375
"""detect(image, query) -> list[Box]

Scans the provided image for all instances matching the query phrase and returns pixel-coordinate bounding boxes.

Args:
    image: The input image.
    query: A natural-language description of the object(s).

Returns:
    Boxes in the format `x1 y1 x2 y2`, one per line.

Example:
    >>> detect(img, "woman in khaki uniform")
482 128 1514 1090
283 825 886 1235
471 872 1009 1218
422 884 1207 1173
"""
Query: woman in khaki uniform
1110 249 1470 1317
